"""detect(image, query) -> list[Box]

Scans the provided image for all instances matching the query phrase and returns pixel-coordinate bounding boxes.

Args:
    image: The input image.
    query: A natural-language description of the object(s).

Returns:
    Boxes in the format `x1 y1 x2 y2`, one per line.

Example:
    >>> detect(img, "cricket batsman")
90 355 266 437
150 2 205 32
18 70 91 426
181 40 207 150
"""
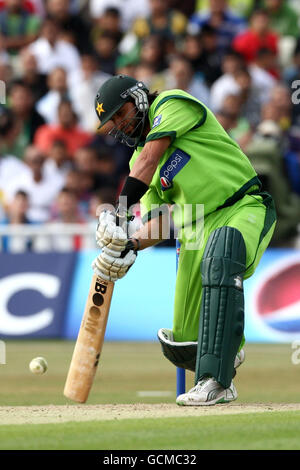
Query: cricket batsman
92 74 276 406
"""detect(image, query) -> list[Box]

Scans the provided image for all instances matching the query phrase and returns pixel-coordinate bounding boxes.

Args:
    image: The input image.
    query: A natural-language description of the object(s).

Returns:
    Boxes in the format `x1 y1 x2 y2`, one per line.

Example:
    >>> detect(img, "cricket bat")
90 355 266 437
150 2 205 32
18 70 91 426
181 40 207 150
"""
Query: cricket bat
64 274 114 403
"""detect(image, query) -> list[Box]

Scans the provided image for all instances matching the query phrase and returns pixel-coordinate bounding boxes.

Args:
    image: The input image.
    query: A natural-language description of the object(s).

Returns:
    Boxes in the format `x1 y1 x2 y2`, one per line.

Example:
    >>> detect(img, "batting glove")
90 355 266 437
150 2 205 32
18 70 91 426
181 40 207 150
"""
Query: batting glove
95 209 138 257
92 246 137 282
95 210 128 255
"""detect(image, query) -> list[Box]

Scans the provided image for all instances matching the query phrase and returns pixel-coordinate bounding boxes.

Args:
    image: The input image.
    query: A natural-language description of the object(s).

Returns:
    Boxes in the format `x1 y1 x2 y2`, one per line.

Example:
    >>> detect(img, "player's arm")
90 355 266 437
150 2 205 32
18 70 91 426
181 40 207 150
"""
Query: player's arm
131 215 165 251
129 136 171 185
116 136 171 219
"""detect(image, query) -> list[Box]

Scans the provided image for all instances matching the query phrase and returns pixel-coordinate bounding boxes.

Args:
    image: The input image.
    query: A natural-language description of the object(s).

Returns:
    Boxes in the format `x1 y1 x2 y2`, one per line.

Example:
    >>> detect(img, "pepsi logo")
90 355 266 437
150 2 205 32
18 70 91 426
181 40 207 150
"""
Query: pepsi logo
253 256 300 334
160 176 172 189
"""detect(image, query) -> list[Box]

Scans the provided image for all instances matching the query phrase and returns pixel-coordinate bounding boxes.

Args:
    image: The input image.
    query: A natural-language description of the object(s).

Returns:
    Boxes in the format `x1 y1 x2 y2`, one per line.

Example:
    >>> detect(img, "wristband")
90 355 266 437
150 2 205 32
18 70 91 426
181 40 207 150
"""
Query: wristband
132 237 140 251
126 238 140 252
118 176 149 210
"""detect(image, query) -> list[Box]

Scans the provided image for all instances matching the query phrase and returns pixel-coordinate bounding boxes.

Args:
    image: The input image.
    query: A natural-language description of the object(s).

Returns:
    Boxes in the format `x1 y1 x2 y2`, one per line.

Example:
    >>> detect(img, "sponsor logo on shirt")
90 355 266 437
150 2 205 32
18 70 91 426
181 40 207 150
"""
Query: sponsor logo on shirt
160 149 191 191
152 114 162 128
160 176 172 189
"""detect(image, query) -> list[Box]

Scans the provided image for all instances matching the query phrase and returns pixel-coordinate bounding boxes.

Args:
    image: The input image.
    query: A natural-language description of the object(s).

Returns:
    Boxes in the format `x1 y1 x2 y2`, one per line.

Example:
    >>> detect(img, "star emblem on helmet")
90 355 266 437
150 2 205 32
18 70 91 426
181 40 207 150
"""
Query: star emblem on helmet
96 102 105 116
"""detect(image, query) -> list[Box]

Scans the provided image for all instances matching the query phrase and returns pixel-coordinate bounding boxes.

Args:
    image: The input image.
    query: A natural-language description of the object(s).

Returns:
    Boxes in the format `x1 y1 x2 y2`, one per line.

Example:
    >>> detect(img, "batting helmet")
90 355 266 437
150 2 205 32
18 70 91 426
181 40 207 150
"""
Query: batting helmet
95 74 149 147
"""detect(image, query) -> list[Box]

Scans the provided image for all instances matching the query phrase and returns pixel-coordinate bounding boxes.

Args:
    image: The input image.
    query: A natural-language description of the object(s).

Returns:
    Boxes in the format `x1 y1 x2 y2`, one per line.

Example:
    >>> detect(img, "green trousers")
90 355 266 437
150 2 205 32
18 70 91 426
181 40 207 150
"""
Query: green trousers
173 193 276 342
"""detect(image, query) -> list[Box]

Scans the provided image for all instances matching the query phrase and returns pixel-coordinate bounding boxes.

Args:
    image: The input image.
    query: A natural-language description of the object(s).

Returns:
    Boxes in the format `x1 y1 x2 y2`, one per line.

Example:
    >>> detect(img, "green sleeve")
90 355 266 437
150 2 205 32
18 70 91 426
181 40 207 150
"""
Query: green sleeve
146 98 207 145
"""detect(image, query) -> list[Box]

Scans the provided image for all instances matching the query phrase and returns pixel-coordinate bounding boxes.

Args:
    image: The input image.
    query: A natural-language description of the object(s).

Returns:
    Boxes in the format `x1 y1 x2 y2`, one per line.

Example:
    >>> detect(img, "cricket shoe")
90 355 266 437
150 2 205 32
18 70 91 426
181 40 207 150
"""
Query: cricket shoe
176 377 237 406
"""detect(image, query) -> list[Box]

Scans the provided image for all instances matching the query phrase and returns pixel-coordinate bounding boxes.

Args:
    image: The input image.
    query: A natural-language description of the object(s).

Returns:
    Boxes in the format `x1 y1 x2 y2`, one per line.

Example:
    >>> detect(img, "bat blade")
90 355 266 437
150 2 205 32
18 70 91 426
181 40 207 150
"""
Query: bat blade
63 274 114 403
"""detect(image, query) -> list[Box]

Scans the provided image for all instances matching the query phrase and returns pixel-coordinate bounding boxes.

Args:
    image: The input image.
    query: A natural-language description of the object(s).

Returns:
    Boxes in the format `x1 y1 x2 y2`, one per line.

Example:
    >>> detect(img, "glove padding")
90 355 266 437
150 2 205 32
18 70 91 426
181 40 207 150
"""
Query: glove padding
92 246 137 282
95 210 128 256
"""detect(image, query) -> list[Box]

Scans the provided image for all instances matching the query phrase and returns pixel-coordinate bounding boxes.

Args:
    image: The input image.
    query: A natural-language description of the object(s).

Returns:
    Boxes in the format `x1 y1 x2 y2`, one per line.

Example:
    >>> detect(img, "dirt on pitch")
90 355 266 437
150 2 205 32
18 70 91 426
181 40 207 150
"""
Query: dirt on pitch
1 403 300 425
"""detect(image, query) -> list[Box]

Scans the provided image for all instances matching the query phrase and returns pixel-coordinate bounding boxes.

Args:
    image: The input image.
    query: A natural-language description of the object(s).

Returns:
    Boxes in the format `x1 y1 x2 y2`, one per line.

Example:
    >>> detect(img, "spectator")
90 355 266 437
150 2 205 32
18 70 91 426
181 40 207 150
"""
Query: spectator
34 99 92 157
191 25 224 86
263 0 299 38
2 189 30 223
0 0 41 56
249 47 278 102
181 33 205 73
232 9 279 75
0 106 28 199
196 25 224 86
19 48 48 101
194 0 256 19
134 62 157 89
139 34 168 73
88 186 117 221
43 139 71 185
0 190 34 252
167 54 211 105
268 84 293 130
245 120 300 246
132 0 187 42
0 104 21 159
91 7 123 45
189 0 247 53
0 49 12 84
73 145 98 179
51 187 85 223
46 0 91 53
260 100 280 123
49 187 86 251
216 108 238 134
36 66 68 124
115 59 136 78
120 0 187 59
218 94 253 150
89 133 132 180
169 0 197 18
28 16 81 76
5 145 64 222
211 49 278 113
209 49 245 111
64 167 95 215
69 54 111 131
96 148 119 186
232 66 263 126
92 30 119 76
258 83 300 196
74 145 118 192
89 0 150 33
64 168 82 196
8 79 45 157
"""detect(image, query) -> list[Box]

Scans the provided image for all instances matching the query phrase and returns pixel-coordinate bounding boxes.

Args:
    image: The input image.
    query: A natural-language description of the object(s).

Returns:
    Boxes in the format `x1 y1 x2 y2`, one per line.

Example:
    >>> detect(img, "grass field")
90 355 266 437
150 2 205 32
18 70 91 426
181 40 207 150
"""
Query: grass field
0 341 300 450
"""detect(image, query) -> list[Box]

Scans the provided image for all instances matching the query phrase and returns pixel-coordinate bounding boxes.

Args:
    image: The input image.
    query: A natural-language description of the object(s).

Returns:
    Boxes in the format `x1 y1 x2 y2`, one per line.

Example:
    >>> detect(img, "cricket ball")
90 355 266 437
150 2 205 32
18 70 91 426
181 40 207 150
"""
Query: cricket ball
29 357 48 375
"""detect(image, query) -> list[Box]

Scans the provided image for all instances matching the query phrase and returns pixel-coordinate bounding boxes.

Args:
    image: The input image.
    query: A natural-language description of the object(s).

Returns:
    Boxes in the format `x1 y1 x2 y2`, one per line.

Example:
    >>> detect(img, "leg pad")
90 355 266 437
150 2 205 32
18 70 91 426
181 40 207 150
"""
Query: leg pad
195 227 246 388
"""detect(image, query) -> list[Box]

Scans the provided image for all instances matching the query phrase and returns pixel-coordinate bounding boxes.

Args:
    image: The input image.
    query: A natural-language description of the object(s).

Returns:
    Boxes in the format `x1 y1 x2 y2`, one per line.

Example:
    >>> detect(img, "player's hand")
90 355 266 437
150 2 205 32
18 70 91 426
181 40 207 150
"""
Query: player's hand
92 246 137 282
95 210 128 255
95 209 138 256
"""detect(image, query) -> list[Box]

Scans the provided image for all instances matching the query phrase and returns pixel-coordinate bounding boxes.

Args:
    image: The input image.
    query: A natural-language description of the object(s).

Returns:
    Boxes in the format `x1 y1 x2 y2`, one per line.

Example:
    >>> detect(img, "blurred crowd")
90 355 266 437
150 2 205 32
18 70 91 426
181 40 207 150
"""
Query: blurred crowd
0 0 300 252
